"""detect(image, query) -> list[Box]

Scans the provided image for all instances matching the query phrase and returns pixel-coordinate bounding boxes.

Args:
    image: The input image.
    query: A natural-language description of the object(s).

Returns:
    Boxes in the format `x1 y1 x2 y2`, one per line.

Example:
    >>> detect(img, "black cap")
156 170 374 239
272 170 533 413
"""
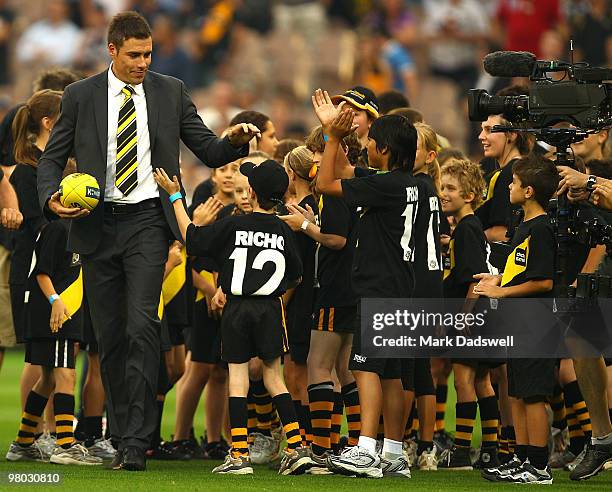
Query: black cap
239 159 288 203
331 86 379 118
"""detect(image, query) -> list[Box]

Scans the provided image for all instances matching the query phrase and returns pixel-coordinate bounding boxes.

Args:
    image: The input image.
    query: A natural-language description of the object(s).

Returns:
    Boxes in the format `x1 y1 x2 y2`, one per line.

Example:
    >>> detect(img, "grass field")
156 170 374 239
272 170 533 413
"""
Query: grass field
0 348 610 490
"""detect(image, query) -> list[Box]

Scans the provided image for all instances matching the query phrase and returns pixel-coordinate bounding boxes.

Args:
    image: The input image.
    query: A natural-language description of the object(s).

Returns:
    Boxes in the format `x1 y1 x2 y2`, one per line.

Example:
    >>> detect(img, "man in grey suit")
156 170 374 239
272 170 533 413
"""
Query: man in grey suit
37 11 259 471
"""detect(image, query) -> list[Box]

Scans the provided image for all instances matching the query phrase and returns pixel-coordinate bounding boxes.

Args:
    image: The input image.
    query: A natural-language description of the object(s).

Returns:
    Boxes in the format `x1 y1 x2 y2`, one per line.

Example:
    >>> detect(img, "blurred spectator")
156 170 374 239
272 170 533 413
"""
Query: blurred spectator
74 2 110 74
194 1 237 87
494 0 565 56
126 0 165 23
423 0 488 98
539 29 566 80
377 89 409 115
365 1 419 97
96 0 128 17
368 0 419 47
274 0 327 99
16 0 82 67
150 14 195 87
0 0 14 86
354 30 392 95
571 0 612 66
197 80 242 134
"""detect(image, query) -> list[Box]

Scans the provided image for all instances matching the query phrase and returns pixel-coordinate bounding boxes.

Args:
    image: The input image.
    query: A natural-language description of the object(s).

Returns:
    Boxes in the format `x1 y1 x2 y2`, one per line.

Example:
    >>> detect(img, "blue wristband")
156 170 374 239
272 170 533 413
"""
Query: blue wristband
49 294 60 305
169 192 182 204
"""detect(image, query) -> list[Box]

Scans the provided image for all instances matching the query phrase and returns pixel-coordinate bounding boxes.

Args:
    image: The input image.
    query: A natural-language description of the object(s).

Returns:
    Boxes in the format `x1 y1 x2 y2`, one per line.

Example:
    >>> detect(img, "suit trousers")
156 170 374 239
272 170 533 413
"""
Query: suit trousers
82 205 170 450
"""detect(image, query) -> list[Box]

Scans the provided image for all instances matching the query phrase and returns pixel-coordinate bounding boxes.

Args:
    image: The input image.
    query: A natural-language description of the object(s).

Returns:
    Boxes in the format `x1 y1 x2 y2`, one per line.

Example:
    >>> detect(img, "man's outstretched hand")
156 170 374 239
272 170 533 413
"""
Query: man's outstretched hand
226 123 261 148
47 192 90 219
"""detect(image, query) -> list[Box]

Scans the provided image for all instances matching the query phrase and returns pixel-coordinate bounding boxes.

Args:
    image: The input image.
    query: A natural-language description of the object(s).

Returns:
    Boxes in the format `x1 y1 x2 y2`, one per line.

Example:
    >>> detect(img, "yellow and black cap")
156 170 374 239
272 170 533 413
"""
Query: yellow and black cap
331 86 379 119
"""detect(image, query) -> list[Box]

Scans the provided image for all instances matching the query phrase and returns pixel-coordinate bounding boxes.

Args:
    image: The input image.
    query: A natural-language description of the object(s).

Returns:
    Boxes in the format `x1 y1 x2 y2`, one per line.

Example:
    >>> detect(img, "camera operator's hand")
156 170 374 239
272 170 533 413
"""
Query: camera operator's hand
557 166 588 195
592 180 612 210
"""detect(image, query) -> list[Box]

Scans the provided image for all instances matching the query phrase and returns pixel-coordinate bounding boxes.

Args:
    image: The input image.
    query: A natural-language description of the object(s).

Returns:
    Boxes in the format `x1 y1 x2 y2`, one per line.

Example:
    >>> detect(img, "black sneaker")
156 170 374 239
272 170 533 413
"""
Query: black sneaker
501 462 553 484
206 441 229 460
147 442 191 461
481 455 522 482
183 438 206 459
569 441 612 481
473 446 500 469
433 431 454 452
438 446 473 470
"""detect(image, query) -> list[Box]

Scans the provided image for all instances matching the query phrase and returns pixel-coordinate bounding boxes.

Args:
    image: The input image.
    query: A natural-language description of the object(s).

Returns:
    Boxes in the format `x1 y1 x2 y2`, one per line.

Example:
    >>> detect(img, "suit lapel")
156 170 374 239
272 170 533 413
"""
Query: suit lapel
92 71 108 160
144 75 159 150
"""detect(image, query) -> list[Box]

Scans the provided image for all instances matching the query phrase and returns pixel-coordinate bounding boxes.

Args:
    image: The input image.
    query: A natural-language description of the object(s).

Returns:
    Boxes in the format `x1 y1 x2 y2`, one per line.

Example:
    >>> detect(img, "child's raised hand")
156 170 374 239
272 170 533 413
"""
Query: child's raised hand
312 89 342 129
153 168 180 195
328 109 358 139
50 298 71 333
193 197 224 226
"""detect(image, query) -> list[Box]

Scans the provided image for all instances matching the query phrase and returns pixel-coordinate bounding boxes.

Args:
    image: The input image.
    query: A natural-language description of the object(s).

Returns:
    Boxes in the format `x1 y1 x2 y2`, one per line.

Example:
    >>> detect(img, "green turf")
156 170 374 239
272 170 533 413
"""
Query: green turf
0 348 610 490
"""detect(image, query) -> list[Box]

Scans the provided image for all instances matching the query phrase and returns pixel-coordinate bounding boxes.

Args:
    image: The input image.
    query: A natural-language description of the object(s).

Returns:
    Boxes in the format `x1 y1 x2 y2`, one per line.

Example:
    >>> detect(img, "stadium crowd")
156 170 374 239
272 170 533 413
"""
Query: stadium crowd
0 0 611 486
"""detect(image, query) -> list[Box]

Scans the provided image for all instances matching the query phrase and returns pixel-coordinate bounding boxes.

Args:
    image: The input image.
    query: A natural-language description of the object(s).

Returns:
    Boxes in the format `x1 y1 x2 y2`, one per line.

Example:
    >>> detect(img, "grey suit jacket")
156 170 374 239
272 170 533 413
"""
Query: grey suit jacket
37 69 247 254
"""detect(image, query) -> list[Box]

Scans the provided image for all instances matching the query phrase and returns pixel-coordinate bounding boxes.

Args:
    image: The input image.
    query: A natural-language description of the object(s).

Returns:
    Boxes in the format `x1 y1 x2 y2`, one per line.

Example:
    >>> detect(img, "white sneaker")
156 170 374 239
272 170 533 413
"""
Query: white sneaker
86 438 116 460
36 432 56 459
6 441 47 462
327 445 382 478
380 455 412 478
501 462 553 484
417 448 438 471
249 432 278 464
212 453 253 475
403 439 417 466
49 443 103 465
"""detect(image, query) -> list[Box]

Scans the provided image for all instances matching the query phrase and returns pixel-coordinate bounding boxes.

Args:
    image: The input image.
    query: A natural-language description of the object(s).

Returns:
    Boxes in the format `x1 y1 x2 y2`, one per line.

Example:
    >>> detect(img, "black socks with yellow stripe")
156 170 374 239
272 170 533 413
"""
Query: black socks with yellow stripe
272 393 302 451
16 391 47 446
229 397 249 458
478 396 499 451
435 384 448 432
454 401 477 448
251 379 273 437
341 382 360 447
230 393 302 459
54 393 76 449
308 381 334 456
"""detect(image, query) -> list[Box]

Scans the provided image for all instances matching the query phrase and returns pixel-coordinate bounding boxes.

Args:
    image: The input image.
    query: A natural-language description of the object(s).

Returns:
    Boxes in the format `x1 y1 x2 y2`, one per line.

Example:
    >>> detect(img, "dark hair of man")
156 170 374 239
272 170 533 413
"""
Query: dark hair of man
108 11 152 50
378 90 410 115
586 159 612 180
305 125 361 165
388 107 423 124
512 154 559 209
368 114 417 172
229 110 270 134
33 68 83 92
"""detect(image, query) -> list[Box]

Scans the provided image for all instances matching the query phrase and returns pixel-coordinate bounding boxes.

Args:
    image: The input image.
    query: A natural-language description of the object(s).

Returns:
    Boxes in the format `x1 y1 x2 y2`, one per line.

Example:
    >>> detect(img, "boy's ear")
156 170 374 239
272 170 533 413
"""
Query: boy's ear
426 150 437 165
380 146 389 156
524 185 535 199
464 191 476 204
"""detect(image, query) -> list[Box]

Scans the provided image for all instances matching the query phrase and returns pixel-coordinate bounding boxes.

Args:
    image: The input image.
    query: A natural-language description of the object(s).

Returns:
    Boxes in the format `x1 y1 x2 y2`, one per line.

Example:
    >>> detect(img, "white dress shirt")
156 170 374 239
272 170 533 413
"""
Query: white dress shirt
106 65 159 203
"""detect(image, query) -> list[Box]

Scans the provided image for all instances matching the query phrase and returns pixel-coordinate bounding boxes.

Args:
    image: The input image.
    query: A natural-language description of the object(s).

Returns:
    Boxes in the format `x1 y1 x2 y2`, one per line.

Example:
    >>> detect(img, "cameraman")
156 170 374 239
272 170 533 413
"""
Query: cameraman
556 155 612 480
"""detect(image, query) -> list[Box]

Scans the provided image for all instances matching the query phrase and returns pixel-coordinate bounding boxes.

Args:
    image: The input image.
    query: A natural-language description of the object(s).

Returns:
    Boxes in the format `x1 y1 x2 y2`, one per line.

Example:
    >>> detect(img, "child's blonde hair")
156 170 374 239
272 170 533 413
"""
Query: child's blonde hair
441 158 486 209
414 122 441 196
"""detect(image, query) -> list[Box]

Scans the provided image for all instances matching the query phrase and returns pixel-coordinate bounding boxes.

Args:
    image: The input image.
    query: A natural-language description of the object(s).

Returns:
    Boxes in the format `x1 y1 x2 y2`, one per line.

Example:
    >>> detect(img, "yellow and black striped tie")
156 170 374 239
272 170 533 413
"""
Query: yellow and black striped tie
115 85 138 195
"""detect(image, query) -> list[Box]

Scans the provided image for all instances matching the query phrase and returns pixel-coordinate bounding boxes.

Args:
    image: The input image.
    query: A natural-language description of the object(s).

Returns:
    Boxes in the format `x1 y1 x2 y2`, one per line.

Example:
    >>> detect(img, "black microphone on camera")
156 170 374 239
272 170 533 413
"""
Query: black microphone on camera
483 51 536 78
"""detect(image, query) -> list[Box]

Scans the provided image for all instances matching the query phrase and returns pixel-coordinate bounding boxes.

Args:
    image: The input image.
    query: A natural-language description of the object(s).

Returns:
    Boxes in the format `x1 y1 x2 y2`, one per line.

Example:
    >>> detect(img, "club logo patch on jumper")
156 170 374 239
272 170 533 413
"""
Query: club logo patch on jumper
514 248 527 266
353 354 367 363
71 253 81 266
